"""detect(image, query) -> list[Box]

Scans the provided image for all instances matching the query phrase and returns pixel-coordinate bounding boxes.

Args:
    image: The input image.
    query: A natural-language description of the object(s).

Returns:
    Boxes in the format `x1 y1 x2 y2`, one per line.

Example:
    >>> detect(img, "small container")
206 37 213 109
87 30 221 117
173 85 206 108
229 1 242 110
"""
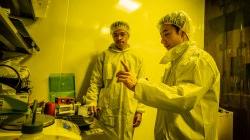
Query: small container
20 121 44 140
44 102 56 116
20 100 44 140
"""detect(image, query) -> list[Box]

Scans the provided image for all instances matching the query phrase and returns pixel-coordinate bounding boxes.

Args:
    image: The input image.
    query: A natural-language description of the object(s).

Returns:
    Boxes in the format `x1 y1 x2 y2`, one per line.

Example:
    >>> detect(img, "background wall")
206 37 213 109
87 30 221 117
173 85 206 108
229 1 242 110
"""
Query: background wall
24 0 204 139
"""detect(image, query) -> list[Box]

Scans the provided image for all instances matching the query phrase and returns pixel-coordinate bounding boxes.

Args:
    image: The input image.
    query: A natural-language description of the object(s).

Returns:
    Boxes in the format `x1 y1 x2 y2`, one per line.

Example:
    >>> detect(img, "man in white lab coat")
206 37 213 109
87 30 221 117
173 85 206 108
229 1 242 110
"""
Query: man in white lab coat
117 11 220 140
85 21 145 140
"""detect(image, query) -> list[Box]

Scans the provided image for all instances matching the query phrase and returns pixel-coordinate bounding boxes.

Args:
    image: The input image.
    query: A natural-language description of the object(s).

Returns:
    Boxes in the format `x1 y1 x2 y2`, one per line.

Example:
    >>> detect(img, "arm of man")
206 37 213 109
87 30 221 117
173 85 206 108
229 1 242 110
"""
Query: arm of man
85 54 104 116
117 57 219 113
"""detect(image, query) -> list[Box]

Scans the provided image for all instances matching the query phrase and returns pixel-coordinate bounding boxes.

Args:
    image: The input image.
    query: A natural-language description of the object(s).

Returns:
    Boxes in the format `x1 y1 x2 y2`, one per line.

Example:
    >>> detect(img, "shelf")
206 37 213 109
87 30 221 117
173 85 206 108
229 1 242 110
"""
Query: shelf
220 93 250 110
208 7 250 33
0 0 49 20
0 9 32 54
0 8 39 60
223 93 250 97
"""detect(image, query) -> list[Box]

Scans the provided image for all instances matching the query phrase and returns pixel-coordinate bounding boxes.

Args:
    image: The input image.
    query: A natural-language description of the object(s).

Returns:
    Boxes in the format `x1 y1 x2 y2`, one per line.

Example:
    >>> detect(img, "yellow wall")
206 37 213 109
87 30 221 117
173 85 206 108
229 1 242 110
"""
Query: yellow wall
25 0 204 139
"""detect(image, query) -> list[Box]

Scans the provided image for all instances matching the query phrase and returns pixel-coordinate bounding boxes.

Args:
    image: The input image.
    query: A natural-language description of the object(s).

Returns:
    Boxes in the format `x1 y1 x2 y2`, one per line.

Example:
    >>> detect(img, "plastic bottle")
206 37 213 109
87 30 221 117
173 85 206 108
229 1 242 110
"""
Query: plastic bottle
20 121 44 140
20 100 44 140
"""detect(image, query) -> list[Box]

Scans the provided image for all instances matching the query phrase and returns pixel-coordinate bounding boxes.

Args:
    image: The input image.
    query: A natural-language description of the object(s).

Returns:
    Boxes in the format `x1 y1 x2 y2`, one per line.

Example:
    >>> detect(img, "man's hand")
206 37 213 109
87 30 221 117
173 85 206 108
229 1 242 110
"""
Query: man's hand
133 112 142 128
116 60 137 91
87 106 101 119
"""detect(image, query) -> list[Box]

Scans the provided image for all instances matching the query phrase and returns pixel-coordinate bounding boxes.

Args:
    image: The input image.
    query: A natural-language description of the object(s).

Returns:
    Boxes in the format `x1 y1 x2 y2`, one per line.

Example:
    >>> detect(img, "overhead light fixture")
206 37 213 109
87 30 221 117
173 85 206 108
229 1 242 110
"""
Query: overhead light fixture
116 0 141 13
100 26 110 35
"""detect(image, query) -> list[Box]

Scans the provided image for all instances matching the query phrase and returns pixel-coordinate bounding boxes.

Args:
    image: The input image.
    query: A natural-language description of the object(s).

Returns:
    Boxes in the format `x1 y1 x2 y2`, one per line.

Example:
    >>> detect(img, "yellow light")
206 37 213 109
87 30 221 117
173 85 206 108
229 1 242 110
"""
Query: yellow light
116 0 141 13
100 26 110 35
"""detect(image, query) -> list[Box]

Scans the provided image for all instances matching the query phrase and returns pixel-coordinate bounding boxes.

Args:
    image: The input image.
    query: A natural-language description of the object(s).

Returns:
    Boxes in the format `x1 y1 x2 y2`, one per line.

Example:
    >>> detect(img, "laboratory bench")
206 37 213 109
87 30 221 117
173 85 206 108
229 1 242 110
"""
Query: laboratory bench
81 118 116 140
0 115 116 140
56 113 117 139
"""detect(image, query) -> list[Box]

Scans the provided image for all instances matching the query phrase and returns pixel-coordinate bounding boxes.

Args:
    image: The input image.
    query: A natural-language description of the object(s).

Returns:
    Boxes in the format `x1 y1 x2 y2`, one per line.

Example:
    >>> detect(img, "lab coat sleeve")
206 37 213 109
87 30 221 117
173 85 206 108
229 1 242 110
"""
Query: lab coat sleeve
136 103 146 113
134 57 216 113
85 54 104 106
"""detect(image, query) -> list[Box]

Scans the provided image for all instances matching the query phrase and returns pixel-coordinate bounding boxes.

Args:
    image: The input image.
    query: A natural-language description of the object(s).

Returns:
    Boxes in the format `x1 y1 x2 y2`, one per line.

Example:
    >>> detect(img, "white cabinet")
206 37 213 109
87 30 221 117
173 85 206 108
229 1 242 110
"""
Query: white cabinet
218 109 233 140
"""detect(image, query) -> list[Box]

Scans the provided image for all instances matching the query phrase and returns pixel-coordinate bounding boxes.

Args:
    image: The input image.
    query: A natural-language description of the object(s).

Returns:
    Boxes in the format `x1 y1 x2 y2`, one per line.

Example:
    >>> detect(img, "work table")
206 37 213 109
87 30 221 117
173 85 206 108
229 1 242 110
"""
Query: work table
0 117 116 140
81 118 116 140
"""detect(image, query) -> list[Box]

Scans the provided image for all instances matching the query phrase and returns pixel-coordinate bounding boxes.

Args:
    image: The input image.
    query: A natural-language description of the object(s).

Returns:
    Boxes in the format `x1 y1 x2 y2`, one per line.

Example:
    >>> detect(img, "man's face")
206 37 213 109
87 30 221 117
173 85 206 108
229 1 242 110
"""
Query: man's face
112 29 129 50
160 24 183 50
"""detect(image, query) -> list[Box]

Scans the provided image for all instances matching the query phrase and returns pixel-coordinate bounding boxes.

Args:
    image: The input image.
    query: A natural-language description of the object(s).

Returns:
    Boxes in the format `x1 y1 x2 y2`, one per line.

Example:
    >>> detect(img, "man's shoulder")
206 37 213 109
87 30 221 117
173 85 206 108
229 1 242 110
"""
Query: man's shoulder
186 45 212 58
98 49 112 56
94 49 109 62
181 45 208 64
185 45 218 70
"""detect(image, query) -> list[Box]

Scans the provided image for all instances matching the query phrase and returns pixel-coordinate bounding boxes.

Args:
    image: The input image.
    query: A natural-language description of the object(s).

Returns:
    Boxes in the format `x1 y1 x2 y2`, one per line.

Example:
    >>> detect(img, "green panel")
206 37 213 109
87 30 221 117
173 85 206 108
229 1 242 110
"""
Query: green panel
48 73 75 102
49 73 75 92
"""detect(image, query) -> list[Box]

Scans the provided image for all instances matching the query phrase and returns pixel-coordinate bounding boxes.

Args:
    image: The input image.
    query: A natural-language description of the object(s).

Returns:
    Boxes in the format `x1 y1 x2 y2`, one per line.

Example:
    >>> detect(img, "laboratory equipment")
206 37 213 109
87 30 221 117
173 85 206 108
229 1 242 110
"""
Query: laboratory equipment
0 63 30 114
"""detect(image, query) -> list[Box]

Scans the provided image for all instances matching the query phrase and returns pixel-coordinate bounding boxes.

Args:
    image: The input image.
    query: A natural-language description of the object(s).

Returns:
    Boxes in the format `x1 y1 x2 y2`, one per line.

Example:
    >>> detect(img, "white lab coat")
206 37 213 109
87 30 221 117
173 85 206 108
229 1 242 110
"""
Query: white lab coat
135 41 220 140
86 44 145 140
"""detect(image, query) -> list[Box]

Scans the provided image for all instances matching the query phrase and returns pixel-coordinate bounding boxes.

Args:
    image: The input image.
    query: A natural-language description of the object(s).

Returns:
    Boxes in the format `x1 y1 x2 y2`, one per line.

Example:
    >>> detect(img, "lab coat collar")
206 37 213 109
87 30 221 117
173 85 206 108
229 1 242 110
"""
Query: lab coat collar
160 41 192 64
109 43 130 53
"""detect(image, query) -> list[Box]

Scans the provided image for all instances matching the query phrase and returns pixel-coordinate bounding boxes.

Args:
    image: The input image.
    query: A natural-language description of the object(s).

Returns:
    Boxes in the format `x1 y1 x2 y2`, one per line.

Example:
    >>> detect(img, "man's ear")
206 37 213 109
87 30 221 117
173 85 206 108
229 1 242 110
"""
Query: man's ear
177 29 183 36
180 31 189 41
180 30 185 37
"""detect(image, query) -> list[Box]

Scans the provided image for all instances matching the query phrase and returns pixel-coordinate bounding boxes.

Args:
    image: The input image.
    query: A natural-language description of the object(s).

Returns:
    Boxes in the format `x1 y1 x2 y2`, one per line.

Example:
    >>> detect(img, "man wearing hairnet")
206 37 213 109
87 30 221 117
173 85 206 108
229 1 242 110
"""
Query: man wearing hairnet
85 21 145 140
117 11 220 140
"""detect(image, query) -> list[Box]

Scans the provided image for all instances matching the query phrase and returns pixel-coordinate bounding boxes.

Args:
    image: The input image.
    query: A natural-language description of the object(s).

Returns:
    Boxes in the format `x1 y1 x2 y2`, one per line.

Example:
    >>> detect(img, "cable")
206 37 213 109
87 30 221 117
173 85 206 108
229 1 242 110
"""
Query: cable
59 0 70 74
0 64 21 90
